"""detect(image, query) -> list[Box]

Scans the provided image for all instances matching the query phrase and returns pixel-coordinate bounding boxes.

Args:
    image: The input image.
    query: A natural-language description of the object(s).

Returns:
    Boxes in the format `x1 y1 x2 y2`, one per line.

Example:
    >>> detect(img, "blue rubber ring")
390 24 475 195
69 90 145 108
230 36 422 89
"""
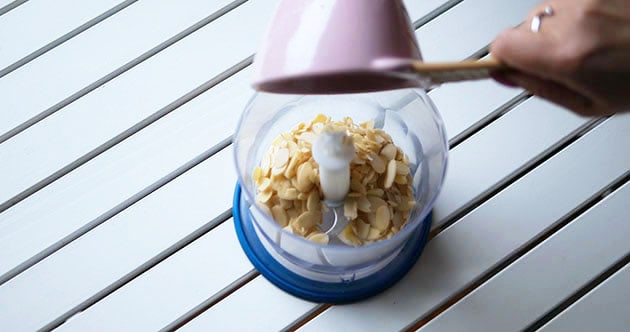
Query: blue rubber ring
233 183 432 304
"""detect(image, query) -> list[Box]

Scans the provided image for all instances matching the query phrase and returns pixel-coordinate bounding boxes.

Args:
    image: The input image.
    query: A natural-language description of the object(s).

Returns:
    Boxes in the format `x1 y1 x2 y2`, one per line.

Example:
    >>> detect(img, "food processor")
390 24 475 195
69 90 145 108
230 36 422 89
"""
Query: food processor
231 0 487 303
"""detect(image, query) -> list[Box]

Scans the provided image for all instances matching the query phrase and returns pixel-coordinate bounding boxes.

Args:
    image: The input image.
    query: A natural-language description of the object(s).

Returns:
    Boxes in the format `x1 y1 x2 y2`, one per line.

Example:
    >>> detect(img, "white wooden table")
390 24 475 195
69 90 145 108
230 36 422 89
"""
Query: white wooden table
1 0 628 331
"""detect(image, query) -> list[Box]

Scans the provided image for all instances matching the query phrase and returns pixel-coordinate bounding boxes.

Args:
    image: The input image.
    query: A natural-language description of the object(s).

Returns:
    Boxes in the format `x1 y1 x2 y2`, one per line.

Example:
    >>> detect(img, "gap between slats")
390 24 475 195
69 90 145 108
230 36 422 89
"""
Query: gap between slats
0 0 26 17
279 119 618 331
0 0 139 79
155 43 527 331
0 52 252 214
525 254 630 331
0 0 460 284
5 2 533 328
0 0 247 146
41 209 233 331
402 171 630 331
412 0 463 29
0 136 233 285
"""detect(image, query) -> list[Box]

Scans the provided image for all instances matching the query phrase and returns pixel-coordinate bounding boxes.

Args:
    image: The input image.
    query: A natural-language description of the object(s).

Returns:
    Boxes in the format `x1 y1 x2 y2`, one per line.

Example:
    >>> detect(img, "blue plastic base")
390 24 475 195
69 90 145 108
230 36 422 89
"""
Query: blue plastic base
233 183 432 304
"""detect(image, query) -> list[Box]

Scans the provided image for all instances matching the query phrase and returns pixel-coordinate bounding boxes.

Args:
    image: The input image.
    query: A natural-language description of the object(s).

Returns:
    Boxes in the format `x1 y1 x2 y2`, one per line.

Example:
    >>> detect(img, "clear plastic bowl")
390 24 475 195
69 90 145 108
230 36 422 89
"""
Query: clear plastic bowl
233 89 448 283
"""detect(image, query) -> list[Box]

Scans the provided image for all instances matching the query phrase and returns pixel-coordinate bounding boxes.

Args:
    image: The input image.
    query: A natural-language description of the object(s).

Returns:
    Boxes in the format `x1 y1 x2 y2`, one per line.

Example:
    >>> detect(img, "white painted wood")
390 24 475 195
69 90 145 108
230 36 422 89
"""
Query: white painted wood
420 182 630 331
57 219 253 332
0 0 276 208
182 277 317 332
0 0 238 139
0 0 125 71
403 0 452 22
177 113 627 331
20 82 524 331
0 0 556 327
429 78 522 141
417 0 541 61
431 97 588 228
0 67 252 279
0 147 236 331
0 1 499 326
429 54 525 141
539 265 630 332
299 114 630 331
0 0 17 9
0 0 510 279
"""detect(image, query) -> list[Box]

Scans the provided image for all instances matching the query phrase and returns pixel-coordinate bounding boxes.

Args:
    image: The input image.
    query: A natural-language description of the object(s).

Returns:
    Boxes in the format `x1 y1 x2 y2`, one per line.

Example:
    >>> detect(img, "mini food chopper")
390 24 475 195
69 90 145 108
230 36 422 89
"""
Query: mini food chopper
232 0 460 303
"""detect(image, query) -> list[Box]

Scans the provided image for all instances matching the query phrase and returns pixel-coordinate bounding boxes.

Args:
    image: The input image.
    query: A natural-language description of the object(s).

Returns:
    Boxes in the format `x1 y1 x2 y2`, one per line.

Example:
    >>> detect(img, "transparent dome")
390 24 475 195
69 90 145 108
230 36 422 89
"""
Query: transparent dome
233 88 448 283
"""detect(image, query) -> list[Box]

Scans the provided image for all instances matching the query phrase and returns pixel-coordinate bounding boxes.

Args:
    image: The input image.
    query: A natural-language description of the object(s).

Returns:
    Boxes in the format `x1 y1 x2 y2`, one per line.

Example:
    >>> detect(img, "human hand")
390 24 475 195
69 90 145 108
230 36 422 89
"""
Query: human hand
490 0 630 116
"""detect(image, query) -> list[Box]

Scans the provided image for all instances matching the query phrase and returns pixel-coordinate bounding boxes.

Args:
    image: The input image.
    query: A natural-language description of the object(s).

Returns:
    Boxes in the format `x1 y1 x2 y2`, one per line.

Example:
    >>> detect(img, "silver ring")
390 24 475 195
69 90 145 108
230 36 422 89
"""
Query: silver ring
530 5 554 33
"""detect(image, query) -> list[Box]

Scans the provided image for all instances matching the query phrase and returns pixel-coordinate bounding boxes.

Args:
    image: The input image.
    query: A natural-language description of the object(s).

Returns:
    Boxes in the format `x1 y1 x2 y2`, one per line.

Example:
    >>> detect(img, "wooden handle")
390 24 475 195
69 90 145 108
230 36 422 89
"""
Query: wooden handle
410 58 505 84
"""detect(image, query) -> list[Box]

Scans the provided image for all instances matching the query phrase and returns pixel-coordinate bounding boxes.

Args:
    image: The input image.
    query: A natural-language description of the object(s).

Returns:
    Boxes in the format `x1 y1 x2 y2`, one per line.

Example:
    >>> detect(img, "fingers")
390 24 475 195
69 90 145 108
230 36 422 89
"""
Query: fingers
501 71 602 116
490 26 558 80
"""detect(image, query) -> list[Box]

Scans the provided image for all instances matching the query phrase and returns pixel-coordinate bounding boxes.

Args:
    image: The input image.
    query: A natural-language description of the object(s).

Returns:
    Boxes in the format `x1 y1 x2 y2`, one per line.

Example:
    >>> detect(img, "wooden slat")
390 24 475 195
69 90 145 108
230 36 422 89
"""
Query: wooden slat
0 147 236 331
174 101 600 331
180 277 316 332
0 0 548 326
299 114 630 331
417 0 540 61
0 0 129 75
420 182 630 331
0 67 251 281
0 0 487 288
0 0 239 142
403 0 459 24
431 97 587 228
0 0 277 277
57 219 254 332
0 1 482 327
0 0 26 16
428 57 524 142
539 265 630 332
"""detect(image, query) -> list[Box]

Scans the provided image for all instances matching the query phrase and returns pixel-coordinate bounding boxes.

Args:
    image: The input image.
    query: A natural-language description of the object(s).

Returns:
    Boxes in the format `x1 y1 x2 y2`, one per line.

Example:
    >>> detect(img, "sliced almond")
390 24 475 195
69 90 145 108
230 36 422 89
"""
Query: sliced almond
344 198 358 220
279 198 293 210
296 162 314 193
312 113 329 124
394 174 408 185
367 188 385 197
338 225 362 246
366 227 383 241
350 178 366 194
273 148 290 169
256 191 273 204
368 152 386 174
357 195 371 212
367 196 387 212
283 225 294 234
258 177 272 192
306 191 321 212
397 199 416 212
278 187 298 200
384 159 397 189
396 161 410 175
293 211 321 230
284 154 300 178
373 205 391 231
271 205 289 227
380 143 397 161
354 219 370 239
253 166 264 184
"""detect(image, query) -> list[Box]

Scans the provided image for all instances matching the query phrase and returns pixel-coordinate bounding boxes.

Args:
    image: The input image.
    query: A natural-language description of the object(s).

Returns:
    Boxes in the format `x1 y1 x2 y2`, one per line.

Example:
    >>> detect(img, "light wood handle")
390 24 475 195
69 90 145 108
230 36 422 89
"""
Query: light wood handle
410 58 505 84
